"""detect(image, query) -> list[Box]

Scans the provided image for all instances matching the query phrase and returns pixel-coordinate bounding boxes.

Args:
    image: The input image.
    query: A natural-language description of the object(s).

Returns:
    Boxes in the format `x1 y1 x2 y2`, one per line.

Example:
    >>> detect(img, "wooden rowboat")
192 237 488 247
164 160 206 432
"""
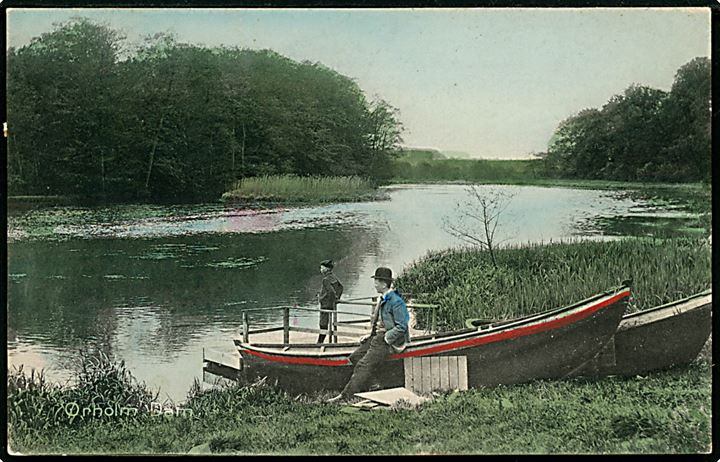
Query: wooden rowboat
467 289 712 377
228 285 630 394
573 290 712 376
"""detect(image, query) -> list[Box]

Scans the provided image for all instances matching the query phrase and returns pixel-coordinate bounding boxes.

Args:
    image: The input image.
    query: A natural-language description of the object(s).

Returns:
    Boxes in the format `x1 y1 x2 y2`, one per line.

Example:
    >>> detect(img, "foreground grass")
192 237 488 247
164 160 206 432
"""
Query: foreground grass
8 362 711 455
221 175 380 204
396 237 711 329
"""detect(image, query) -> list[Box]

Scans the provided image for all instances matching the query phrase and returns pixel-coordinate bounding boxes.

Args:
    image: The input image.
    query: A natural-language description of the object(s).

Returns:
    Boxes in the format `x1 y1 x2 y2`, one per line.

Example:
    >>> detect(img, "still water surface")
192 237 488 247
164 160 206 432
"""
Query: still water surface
6 184 689 400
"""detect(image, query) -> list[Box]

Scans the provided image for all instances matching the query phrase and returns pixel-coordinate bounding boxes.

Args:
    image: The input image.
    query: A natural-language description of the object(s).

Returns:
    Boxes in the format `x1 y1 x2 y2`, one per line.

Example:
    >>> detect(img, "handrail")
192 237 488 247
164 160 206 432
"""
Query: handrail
338 300 439 309
241 305 296 313
293 306 371 317
242 324 368 337
239 296 440 343
240 300 438 313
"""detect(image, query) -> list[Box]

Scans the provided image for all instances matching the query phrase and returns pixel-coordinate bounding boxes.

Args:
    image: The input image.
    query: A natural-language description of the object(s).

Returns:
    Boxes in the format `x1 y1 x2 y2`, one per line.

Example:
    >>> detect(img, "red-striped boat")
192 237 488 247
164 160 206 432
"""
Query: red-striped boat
230 285 630 394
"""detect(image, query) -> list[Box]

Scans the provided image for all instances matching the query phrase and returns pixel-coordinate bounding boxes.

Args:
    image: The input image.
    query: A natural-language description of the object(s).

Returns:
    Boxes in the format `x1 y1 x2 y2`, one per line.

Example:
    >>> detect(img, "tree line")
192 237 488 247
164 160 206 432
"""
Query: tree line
7 18 403 202
540 57 710 182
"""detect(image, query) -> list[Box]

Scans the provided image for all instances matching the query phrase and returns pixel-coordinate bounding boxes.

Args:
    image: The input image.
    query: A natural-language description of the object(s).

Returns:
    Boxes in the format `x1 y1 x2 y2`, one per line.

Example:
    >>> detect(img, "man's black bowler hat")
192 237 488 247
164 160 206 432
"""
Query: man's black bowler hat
371 267 393 281
320 259 334 269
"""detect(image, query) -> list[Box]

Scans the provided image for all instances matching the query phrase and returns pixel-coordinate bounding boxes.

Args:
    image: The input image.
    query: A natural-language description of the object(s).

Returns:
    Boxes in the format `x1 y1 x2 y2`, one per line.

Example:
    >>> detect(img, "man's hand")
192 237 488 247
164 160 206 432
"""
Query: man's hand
384 333 407 352
359 334 370 343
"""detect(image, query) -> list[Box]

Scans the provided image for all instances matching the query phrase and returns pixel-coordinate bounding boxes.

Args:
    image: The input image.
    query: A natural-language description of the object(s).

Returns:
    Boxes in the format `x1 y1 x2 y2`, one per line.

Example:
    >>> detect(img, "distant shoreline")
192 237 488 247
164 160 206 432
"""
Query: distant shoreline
8 177 708 209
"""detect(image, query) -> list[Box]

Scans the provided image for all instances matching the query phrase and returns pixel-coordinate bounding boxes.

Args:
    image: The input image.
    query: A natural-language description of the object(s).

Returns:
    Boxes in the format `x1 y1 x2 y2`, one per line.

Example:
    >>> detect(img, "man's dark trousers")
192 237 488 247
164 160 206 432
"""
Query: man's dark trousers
317 310 333 343
340 328 393 398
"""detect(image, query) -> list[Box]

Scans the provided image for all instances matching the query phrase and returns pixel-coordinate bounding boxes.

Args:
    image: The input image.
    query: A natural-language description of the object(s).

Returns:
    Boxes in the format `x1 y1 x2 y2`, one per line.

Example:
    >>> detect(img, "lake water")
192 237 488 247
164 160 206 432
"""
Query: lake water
6 184 696 401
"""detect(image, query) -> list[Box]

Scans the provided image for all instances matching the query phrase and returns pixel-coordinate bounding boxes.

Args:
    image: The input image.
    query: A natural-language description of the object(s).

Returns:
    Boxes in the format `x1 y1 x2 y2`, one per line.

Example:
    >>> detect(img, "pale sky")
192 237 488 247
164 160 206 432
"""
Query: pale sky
6 8 711 159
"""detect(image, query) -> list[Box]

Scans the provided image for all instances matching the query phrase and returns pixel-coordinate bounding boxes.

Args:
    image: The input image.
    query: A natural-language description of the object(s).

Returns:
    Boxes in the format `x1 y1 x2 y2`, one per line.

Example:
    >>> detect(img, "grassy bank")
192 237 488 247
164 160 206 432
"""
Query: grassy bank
7 360 711 454
396 238 711 329
7 238 712 455
7 195 80 210
221 175 381 204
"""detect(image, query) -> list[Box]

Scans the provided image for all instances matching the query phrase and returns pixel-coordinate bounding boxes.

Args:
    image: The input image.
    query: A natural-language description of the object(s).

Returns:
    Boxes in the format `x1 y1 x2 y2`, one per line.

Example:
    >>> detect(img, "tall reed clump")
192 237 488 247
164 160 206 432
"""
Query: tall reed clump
221 175 379 204
8 350 158 446
396 237 711 329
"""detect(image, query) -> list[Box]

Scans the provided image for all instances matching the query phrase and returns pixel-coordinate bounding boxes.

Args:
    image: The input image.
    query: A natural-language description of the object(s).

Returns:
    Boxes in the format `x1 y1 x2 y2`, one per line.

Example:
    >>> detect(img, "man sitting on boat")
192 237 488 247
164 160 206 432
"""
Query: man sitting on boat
328 266 410 402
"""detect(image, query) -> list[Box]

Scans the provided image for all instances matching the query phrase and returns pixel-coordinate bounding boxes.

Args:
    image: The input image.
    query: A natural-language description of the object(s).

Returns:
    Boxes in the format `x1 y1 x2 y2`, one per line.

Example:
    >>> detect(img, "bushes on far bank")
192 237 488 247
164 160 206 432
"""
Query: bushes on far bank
390 158 544 183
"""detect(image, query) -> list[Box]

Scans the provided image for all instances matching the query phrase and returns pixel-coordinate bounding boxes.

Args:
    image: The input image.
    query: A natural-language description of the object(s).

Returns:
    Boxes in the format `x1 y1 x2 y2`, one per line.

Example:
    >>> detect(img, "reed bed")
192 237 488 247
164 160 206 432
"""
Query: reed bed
221 175 379 204
396 237 711 329
7 350 158 438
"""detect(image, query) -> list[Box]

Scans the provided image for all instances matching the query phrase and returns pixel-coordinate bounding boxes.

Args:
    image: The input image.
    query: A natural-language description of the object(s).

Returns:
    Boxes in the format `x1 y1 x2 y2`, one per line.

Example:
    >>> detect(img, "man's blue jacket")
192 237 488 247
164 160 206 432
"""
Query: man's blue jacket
379 290 411 347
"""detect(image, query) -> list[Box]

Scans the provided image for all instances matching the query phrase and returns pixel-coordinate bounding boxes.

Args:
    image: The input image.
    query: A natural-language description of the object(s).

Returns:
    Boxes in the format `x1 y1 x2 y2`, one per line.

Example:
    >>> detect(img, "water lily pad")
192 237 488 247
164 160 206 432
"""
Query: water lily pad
206 256 268 269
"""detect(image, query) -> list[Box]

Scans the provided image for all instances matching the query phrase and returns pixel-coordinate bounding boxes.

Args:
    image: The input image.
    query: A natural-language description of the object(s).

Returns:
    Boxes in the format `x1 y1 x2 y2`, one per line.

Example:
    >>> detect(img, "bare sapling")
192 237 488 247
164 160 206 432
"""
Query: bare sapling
443 185 515 269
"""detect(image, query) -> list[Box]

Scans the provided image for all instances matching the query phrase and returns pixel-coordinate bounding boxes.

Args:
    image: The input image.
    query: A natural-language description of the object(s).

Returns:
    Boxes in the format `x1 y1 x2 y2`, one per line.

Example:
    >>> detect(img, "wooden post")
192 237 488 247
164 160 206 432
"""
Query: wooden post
431 307 437 335
331 310 337 343
283 306 290 344
242 312 249 343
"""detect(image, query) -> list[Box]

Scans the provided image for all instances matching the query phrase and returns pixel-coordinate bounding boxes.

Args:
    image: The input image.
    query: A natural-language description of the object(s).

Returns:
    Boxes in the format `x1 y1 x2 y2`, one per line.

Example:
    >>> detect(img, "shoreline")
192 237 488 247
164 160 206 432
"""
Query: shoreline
7 237 712 454
9 179 708 209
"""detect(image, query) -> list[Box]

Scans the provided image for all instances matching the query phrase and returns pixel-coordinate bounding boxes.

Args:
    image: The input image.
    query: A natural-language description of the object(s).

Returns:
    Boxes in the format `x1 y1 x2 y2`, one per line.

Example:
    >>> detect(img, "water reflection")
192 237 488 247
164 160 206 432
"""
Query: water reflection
7 184 702 400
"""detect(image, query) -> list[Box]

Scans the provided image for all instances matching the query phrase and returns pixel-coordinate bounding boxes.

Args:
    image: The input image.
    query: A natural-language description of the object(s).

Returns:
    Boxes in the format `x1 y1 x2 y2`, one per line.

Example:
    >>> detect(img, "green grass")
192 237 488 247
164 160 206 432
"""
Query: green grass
7 350 158 437
8 362 711 454
388 157 711 195
7 238 712 454
396 238 711 329
221 175 380 204
390 158 543 183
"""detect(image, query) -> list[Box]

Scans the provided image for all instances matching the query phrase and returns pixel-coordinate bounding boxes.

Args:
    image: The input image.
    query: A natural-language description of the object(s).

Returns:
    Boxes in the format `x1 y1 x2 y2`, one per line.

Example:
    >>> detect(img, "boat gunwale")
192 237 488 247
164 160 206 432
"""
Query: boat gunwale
236 286 631 358
617 298 711 332
464 284 634 329
619 290 711 322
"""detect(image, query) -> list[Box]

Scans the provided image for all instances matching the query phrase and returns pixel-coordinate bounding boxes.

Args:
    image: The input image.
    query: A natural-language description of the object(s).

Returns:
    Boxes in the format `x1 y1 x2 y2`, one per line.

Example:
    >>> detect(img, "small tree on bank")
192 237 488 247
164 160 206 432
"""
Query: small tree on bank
443 185 515 269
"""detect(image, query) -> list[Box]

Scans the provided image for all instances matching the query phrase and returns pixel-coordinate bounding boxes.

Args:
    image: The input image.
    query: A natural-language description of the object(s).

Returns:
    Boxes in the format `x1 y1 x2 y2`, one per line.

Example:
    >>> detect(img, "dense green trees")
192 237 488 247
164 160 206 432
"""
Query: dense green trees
7 18 403 202
542 57 710 182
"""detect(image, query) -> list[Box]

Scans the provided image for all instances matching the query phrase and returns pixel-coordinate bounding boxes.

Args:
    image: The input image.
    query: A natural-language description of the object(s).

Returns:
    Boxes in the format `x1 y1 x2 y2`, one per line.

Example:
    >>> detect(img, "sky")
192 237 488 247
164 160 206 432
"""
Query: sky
6 8 711 159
